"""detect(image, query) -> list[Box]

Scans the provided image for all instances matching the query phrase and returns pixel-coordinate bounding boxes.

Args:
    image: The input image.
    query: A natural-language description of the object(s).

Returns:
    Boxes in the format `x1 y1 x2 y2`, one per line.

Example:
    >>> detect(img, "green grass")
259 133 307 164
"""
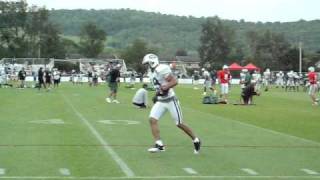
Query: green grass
0 83 319 179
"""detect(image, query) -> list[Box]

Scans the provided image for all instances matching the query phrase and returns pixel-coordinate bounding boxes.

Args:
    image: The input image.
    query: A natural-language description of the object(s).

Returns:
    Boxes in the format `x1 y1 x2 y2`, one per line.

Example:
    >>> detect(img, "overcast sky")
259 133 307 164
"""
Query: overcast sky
23 0 319 22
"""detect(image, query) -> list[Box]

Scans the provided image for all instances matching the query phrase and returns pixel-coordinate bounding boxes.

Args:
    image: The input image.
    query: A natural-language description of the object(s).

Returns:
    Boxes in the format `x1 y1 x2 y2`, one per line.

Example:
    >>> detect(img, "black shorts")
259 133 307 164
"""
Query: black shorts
46 78 51 83
39 79 44 84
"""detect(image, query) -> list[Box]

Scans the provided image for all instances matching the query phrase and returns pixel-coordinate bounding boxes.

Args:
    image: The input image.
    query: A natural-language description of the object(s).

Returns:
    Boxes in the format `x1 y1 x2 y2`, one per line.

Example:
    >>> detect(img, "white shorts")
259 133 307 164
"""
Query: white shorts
193 80 199 86
204 80 211 88
287 79 295 86
309 84 318 95
149 98 183 125
221 83 229 95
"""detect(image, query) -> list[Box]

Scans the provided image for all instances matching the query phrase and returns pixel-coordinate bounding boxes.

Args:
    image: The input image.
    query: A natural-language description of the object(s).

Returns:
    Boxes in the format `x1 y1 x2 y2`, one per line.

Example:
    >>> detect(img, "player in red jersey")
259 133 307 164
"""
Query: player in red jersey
307 67 318 106
218 65 231 103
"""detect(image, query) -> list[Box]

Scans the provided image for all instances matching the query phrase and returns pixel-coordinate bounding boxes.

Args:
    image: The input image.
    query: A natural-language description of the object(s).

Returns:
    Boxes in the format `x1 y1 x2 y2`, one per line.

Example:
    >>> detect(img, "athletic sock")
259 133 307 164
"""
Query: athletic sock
156 140 163 146
193 137 200 143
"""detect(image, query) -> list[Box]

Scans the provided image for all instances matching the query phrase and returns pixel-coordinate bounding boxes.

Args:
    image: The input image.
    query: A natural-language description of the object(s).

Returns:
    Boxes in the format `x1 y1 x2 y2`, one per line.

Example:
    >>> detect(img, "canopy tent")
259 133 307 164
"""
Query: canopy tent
243 63 260 71
228 63 243 70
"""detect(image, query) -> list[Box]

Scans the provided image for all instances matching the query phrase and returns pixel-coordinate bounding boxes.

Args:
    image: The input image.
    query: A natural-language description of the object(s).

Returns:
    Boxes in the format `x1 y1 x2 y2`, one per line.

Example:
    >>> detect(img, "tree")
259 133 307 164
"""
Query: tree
246 30 291 70
25 6 50 57
0 2 67 58
121 39 156 74
198 17 234 67
175 49 188 56
0 0 28 57
280 48 300 71
40 23 66 59
78 22 107 58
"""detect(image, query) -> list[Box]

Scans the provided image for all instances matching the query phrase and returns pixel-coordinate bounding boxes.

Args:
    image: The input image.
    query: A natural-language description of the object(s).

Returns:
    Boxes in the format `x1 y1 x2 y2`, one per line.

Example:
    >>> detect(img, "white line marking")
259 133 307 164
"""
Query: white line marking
0 175 320 179
241 168 259 175
59 168 71 176
183 168 198 175
184 107 320 146
0 169 5 175
301 168 319 175
98 120 140 125
61 93 135 177
29 119 65 125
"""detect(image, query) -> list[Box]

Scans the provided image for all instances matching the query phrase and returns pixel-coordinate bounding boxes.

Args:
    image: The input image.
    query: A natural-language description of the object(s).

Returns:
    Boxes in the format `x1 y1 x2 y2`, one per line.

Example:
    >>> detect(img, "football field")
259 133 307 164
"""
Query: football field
0 83 320 179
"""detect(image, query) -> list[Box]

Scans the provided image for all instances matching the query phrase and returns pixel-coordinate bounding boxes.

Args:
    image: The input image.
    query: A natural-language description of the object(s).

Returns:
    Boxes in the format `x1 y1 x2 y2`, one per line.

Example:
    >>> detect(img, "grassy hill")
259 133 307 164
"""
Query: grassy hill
49 9 320 56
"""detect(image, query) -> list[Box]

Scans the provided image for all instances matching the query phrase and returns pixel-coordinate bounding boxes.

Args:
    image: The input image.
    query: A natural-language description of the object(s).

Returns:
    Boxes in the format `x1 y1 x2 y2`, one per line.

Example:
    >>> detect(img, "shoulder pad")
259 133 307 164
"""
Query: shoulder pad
155 64 171 75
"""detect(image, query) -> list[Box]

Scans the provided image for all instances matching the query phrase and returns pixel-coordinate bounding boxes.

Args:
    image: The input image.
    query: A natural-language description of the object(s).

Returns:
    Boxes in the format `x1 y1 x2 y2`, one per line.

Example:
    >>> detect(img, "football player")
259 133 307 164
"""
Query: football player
218 65 231 103
307 67 318 105
142 54 201 154
202 68 211 96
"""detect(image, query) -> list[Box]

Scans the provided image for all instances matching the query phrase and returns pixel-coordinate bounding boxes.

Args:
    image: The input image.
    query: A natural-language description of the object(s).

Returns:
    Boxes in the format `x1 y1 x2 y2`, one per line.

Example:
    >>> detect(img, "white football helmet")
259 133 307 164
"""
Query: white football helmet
308 66 315 72
142 54 159 68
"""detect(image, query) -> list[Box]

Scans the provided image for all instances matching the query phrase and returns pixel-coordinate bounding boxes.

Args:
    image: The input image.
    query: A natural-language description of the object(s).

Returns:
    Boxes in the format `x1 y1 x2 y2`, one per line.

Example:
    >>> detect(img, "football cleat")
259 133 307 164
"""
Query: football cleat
106 98 111 103
112 99 120 104
148 143 165 153
193 139 201 154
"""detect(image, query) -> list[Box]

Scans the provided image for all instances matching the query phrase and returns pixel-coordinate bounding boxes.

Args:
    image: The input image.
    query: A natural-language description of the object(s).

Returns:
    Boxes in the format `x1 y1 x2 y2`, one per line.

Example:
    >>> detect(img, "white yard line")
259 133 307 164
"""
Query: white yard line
59 168 71 176
0 175 320 179
241 168 259 175
301 169 319 175
61 94 135 177
0 169 5 175
184 107 320 146
183 168 198 175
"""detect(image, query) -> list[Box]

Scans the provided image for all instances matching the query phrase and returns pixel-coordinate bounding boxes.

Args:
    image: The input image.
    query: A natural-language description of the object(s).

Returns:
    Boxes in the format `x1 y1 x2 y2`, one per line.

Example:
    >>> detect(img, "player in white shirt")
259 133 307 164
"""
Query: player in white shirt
77 73 83 85
192 70 200 90
53 69 61 88
71 69 76 85
293 72 301 92
286 70 295 91
132 84 148 108
240 69 247 90
142 54 201 154
275 71 284 88
263 68 271 91
202 68 211 95
252 69 262 93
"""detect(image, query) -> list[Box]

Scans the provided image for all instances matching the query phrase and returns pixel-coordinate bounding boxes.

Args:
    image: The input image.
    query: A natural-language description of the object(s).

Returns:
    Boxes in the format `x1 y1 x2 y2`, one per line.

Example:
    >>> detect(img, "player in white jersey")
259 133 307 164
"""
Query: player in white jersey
252 69 262 93
275 71 284 88
77 73 83 85
263 68 271 91
286 70 295 91
53 69 61 88
192 70 200 90
142 54 201 154
202 68 211 95
240 69 247 90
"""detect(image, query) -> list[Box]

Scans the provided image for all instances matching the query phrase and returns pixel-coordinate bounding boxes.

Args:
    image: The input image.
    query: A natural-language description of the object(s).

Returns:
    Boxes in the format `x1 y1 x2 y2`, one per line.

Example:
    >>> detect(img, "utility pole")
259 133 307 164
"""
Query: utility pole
298 42 303 74
38 31 41 59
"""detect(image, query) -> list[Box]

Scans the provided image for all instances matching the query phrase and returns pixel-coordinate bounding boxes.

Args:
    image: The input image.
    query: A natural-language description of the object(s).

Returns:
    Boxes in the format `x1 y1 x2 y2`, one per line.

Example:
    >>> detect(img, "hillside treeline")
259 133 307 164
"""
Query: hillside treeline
1 0 320 71
48 9 320 70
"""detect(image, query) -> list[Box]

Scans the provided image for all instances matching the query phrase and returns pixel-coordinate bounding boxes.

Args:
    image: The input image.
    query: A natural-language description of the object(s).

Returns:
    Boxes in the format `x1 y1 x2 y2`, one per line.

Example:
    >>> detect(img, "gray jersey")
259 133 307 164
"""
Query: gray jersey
132 88 148 105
